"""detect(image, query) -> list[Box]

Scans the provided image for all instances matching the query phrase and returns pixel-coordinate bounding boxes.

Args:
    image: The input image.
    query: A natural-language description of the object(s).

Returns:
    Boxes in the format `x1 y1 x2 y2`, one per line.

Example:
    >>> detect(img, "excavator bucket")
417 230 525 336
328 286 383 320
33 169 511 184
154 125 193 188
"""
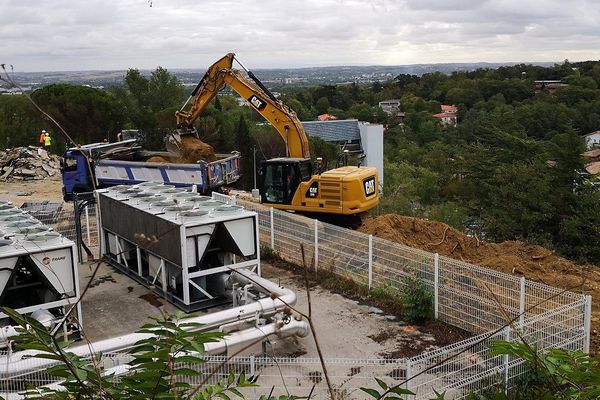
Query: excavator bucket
164 129 198 155
165 131 183 154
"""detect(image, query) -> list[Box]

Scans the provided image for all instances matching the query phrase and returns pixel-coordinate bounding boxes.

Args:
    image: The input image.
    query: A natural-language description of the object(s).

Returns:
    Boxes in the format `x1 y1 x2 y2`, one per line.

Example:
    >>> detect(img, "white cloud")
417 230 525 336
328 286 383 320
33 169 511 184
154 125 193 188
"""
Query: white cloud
1 0 599 71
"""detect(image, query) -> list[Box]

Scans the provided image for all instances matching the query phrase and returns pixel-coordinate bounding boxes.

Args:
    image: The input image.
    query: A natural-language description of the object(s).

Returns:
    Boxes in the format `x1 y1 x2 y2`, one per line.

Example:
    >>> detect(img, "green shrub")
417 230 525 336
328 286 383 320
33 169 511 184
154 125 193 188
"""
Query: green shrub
400 275 433 322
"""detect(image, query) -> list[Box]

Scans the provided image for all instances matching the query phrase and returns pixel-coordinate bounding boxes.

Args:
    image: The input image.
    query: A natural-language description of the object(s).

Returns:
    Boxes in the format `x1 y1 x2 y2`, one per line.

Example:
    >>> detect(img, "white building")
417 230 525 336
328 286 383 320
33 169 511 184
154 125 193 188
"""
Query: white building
584 131 600 149
378 99 402 115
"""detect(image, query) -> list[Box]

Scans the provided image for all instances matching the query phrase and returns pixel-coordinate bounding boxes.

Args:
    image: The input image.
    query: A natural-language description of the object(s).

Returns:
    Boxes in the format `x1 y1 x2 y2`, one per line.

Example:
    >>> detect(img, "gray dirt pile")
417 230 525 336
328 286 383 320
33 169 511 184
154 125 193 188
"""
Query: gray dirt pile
359 214 600 352
0 147 61 181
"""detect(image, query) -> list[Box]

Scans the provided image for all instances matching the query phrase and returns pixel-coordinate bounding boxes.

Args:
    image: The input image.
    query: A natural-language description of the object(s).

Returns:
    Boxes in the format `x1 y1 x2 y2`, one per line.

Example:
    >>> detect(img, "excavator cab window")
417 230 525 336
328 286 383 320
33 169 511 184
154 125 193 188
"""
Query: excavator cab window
260 161 303 205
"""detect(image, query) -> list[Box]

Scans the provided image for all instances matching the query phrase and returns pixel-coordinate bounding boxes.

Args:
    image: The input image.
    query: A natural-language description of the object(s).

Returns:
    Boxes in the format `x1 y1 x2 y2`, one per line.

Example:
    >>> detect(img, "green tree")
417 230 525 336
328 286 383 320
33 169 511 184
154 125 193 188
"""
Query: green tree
315 96 330 115
31 84 125 148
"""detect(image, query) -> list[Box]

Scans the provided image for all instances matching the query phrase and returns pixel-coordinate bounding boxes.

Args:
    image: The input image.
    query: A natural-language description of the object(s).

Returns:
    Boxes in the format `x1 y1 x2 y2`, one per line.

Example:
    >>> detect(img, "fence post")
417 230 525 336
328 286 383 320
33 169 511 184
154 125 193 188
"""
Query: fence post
314 219 319 274
584 295 592 354
250 354 256 377
434 253 439 319
504 326 511 394
368 234 373 289
250 354 257 400
405 359 412 399
519 277 526 328
269 207 274 250
84 206 90 242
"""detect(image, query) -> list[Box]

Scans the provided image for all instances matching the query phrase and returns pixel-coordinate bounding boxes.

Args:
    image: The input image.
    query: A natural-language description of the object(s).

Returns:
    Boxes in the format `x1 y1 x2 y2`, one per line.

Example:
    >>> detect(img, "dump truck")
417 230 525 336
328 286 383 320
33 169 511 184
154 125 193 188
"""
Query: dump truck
61 139 240 201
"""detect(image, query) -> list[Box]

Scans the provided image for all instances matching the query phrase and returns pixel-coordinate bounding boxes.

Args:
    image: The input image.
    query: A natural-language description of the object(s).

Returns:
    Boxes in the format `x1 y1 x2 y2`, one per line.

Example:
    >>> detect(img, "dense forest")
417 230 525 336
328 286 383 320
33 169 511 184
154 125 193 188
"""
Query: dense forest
1 60 599 264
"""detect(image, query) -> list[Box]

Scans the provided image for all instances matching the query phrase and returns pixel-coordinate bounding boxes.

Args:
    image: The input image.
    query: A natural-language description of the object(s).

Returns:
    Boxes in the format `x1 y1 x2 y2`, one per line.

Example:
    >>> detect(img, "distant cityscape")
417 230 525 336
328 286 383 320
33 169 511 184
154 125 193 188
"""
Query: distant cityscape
2 62 557 93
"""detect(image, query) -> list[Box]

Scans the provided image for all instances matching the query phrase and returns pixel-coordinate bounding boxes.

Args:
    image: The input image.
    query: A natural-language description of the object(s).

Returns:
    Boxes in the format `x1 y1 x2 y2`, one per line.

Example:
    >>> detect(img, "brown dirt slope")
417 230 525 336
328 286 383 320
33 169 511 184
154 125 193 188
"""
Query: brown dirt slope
359 214 600 352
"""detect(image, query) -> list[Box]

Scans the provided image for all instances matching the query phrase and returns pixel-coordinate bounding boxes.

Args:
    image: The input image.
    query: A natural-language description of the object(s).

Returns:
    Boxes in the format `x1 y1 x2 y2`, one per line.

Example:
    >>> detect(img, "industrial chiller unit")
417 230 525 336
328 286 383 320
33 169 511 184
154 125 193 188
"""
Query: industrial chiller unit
97 185 261 311
0 200 81 345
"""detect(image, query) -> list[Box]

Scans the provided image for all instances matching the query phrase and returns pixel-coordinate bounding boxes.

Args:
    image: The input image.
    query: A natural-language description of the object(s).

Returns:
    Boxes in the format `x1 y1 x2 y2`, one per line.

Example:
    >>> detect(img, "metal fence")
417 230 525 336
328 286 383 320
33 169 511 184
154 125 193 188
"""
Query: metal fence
234 200 591 398
3 199 590 399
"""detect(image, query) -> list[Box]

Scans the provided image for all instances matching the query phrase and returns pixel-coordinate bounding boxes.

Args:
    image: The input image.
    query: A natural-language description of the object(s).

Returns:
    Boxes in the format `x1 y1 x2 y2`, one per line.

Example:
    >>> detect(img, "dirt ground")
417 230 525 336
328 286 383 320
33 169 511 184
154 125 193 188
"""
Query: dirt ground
78 261 469 358
360 214 600 352
260 264 471 359
0 177 63 205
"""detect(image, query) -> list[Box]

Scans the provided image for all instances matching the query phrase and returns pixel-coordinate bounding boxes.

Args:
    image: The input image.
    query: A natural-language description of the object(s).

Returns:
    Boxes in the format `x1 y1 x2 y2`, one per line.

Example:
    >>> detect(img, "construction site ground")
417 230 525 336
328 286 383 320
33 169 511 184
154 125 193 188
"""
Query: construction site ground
77 260 469 359
2 178 598 353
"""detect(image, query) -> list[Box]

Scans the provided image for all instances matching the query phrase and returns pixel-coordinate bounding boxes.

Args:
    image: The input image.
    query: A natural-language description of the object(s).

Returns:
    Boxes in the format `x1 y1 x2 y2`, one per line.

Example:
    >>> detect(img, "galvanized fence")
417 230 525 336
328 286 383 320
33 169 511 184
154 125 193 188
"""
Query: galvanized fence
2 199 590 399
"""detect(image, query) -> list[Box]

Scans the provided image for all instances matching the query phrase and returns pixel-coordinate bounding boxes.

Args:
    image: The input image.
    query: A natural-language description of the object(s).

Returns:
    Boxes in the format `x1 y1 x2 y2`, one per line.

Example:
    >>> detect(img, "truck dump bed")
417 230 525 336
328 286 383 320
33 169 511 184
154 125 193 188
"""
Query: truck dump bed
94 153 240 190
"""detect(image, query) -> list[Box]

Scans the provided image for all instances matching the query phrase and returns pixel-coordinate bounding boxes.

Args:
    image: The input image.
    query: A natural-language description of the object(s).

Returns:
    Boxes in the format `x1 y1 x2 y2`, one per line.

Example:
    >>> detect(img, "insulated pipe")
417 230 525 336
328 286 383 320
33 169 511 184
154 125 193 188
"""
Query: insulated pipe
204 318 310 355
2 319 310 400
1 270 297 376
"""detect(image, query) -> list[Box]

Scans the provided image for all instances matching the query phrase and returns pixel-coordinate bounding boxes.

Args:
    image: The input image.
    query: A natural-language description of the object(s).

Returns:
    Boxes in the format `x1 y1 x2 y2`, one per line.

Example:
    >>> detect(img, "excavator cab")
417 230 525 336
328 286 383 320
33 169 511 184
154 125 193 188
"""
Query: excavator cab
259 159 312 205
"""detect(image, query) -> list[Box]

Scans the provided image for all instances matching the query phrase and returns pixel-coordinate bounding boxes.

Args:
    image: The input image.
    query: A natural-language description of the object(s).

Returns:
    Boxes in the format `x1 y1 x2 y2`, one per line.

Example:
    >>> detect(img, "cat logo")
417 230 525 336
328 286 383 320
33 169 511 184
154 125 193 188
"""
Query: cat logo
363 177 376 197
305 182 319 198
248 94 267 111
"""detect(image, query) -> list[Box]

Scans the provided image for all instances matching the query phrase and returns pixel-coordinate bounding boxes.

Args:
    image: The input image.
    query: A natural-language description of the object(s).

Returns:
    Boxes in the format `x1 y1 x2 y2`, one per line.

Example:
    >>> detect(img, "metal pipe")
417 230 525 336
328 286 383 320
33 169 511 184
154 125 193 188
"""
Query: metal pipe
2 319 309 400
1 270 298 376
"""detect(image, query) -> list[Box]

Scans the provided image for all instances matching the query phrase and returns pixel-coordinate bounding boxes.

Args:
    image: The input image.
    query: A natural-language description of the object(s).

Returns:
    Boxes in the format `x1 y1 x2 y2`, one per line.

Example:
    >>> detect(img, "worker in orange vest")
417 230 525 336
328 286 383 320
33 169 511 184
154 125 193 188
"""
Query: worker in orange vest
39 130 46 146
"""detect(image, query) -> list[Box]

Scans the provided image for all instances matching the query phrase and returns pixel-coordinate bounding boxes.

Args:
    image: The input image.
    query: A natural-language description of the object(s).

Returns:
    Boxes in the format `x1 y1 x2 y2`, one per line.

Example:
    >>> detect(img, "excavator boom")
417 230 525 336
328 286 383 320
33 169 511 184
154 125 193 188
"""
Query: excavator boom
174 53 310 159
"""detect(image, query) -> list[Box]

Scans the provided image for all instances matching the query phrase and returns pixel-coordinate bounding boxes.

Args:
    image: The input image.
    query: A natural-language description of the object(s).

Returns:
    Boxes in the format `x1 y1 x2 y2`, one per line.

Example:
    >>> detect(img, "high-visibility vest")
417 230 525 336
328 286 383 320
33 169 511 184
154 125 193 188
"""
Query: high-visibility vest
39 132 46 144
44 135 52 146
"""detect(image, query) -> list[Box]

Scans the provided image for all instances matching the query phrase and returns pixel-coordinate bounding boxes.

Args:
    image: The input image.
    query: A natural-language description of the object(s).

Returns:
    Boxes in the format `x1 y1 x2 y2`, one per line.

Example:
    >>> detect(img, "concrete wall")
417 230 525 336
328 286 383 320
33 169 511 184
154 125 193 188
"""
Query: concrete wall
358 122 384 192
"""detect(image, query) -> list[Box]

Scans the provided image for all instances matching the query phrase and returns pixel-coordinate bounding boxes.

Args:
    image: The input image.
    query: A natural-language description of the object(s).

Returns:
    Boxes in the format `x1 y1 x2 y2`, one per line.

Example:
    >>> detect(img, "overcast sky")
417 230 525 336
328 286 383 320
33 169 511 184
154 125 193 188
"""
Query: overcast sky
2 0 600 72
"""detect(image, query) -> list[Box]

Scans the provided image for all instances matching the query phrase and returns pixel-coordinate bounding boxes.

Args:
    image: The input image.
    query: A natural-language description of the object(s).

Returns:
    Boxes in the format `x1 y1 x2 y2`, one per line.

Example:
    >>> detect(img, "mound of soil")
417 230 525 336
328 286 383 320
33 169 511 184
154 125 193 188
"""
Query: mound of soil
176 136 216 163
146 156 171 163
360 214 600 352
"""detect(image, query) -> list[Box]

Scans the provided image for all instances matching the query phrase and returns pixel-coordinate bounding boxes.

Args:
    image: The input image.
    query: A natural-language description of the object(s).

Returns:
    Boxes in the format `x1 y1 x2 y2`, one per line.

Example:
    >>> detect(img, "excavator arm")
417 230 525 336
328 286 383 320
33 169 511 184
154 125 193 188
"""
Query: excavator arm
175 53 235 128
174 53 310 159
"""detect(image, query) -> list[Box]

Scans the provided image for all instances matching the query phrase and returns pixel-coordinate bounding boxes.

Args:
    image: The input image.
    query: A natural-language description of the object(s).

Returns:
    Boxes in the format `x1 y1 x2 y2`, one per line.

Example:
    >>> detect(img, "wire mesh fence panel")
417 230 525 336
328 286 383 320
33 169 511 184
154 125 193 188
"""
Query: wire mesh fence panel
270 209 315 266
371 237 435 291
408 330 506 399
524 279 584 317
520 299 588 351
437 256 522 334
317 222 370 285
180 357 411 400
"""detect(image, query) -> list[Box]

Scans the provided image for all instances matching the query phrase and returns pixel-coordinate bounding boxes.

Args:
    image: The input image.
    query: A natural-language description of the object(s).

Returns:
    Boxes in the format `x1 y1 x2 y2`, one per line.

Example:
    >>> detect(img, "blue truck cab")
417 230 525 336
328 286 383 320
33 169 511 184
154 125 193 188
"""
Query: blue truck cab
61 140 240 201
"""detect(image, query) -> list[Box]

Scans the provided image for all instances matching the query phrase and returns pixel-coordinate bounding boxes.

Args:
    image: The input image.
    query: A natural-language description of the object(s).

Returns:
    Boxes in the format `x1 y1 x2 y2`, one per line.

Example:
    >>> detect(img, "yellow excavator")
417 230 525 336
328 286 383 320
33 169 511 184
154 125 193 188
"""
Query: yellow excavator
172 53 380 225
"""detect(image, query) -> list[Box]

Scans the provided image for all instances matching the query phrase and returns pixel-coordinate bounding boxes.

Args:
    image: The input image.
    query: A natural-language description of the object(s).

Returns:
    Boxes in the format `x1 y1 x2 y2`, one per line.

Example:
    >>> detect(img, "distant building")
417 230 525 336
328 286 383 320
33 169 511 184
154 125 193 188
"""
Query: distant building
584 131 600 149
236 97 248 107
585 161 600 176
302 119 384 189
583 148 600 162
433 105 458 127
378 99 402 115
317 114 337 121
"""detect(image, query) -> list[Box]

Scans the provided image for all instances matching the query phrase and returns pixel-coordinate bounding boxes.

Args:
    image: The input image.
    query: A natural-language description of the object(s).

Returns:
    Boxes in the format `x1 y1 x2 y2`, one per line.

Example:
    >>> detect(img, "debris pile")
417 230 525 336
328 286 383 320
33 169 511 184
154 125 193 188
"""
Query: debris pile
0 147 61 181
